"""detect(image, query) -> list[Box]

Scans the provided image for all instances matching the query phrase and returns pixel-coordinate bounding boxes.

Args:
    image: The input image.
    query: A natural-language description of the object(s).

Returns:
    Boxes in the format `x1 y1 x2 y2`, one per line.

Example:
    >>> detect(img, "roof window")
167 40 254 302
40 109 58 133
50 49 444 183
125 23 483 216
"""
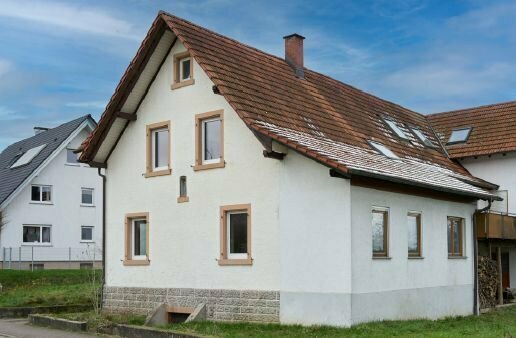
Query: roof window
368 141 399 159
383 118 409 140
411 128 433 147
10 144 47 168
447 127 472 144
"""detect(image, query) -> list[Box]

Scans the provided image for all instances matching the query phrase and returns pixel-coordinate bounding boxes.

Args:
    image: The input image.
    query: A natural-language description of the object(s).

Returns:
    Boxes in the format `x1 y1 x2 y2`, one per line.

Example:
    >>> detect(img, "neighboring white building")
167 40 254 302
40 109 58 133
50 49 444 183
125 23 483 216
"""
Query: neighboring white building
79 12 500 326
430 103 516 294
0 115 103 269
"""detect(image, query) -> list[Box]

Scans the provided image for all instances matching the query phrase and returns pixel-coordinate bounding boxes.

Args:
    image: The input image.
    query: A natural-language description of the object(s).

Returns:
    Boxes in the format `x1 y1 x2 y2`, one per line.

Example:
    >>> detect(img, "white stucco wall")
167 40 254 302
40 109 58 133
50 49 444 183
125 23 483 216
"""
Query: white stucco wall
279 151 352 327
350 186 476 323
105 40 282 290
1 127 103 262
460 152 516 214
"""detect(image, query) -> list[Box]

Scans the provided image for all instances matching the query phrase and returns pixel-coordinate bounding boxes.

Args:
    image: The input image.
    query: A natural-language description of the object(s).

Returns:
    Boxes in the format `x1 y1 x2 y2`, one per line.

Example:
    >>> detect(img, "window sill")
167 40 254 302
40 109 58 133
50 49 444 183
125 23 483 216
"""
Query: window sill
64 163 80 167
193 161 225 171
145 168 172 178
408 256 424 259
177 196 189 203
218 258 253 266
29 202 53 206
448 256 467 259
171 78 195 90
22 243 52 247
372 256 391 260
80 240 95 243
80 204 95 208
123 259 150 266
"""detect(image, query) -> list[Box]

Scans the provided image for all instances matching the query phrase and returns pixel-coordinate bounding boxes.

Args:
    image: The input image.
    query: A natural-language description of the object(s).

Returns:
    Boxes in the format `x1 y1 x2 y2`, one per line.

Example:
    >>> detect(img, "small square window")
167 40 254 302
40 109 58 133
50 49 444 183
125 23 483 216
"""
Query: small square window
80 263 93 270
219 204 252 265
172 52 194 89
447 128 472 144
31 185 52 203
66 149 79 164
81 226 93 241
81 188 94 205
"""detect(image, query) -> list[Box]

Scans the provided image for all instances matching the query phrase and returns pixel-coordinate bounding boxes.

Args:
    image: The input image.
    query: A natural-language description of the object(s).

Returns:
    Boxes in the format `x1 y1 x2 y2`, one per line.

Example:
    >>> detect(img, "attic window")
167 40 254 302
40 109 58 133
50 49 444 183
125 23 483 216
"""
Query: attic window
10 144 46 168
383 118 409 140
172 52 195 90
411 128 433 147
368 141 399 159
448 127 472 144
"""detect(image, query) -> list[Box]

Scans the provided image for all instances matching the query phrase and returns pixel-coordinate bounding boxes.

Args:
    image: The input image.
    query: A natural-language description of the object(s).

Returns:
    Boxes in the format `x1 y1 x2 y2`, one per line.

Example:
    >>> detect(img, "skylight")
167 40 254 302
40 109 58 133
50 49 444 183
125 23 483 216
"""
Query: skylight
383 118 409 140
411 128 433 147
448 127 472 144
10 144 47 168
368 141 399 159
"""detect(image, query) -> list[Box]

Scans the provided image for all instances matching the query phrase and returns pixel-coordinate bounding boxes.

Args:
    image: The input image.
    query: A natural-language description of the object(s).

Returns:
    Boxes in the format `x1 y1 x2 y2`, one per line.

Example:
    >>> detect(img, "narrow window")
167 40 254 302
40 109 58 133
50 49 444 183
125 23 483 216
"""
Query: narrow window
81 188 94 206
219 204 252 265
448 217 464 257
23 225 51 244
407 212 422 257
124 213 150 265
411 128 433 147
81 226 94 242
31 185 52 203
172 52 194 89
194 111 224 171
66 149 79 164
368 141 399 159
178 176 189 203
372 209 388 257
383 118 409 140
146 121 171 177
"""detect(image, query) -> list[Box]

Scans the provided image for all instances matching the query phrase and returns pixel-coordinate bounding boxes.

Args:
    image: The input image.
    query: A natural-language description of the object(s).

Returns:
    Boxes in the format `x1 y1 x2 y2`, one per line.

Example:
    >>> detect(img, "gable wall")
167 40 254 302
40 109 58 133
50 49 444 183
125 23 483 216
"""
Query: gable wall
104 39 282 290
1 128 102 262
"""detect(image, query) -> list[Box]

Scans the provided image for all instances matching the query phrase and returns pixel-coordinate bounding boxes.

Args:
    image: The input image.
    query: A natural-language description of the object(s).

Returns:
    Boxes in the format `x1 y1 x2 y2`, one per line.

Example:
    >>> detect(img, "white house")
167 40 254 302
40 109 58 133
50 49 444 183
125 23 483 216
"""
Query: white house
0 115 103 269
430 102 516 297
79 12 501 326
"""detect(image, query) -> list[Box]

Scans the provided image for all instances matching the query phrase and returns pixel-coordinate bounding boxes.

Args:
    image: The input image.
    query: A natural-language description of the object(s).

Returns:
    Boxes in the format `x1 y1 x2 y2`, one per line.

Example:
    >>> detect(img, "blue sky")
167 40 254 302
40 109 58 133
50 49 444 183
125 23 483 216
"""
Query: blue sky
0 0 515 151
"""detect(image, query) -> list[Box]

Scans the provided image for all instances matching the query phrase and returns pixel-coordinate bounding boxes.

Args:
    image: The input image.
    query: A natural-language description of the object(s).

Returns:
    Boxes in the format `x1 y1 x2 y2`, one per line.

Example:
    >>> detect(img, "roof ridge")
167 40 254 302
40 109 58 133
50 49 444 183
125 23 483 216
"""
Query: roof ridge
428 100 516 117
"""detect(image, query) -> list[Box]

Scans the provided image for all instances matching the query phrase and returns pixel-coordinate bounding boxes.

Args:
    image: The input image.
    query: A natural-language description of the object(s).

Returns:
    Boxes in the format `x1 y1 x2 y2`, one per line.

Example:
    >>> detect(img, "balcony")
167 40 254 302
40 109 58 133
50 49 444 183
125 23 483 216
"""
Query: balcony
476 212 516 240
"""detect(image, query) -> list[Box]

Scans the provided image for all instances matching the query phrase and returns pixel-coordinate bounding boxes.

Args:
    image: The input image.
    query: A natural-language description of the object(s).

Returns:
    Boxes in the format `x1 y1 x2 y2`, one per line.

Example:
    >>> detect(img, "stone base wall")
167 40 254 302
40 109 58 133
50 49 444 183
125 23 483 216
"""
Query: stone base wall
103 286 280 323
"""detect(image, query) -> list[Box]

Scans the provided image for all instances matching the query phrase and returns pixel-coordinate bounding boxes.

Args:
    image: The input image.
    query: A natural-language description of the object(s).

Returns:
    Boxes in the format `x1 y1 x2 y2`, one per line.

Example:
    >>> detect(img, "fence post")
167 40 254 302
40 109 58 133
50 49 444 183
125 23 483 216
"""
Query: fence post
8 247 12 269
69 247 71 269
31 246 34 272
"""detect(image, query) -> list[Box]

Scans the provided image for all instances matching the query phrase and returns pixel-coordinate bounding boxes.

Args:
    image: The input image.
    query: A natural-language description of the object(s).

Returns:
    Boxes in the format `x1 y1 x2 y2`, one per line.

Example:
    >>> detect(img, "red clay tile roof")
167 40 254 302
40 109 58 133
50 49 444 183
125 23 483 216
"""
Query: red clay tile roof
428 101 516 159
80 12 499 200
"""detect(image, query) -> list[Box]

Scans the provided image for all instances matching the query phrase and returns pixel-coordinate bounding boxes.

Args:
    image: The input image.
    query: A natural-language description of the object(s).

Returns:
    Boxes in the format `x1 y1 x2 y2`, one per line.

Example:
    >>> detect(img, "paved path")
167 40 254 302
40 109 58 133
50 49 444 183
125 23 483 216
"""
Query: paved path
0 319 99 338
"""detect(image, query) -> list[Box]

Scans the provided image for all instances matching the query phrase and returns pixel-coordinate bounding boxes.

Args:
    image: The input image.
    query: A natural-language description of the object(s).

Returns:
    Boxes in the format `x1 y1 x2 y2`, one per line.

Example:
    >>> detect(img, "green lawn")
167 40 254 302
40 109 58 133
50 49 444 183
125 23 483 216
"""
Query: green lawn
0 269 99 307
166 306 516 338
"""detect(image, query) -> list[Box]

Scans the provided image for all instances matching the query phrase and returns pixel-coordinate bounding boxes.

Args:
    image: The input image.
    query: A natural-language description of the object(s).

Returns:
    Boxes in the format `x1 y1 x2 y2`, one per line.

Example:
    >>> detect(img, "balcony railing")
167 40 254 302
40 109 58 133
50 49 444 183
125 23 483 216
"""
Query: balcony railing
476 211 516 240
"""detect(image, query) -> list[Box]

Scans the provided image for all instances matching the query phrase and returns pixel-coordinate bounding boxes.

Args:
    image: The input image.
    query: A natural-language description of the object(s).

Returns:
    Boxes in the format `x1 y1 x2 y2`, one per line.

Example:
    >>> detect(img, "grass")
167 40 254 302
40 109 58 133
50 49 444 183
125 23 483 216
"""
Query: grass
59 311 146 332
0 269 99 307
164 306 516 338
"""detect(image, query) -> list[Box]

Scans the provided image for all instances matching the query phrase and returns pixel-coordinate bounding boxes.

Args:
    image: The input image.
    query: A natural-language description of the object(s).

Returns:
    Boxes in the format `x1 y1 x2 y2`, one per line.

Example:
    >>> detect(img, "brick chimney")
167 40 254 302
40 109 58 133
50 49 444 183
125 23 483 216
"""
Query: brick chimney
283 33 305 79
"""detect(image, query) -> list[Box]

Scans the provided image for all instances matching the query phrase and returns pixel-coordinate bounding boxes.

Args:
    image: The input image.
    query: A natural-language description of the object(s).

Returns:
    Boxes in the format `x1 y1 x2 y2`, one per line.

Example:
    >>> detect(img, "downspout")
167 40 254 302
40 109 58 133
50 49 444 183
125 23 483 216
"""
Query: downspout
98 167 106 308
473 198 492 315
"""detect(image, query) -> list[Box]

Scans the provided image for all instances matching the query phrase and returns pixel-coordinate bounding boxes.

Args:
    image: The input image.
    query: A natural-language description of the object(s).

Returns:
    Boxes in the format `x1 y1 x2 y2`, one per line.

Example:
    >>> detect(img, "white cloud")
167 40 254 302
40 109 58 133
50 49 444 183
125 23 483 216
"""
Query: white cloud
0 1 140 40
0 106 24 121
0 59 13 77
65 101 106 109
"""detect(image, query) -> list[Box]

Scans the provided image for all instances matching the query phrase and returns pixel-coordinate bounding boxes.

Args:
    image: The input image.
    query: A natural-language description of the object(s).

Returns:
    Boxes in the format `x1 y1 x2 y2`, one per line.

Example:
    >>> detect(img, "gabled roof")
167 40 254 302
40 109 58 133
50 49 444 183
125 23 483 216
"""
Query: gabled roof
428 101 516 159
80 12 499 201
0 115 95 207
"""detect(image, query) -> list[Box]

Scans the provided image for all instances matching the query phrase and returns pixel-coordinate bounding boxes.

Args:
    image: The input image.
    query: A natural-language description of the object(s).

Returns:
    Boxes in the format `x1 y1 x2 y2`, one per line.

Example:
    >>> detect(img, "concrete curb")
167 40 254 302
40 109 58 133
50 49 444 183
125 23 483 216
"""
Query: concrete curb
114 324 201 338
29 314 87 332
0 304 91 318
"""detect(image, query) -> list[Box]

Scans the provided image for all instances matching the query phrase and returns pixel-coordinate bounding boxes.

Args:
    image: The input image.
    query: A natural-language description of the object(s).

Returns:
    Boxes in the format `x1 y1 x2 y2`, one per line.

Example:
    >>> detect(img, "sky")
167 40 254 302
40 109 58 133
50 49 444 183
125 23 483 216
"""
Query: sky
0 0 515 151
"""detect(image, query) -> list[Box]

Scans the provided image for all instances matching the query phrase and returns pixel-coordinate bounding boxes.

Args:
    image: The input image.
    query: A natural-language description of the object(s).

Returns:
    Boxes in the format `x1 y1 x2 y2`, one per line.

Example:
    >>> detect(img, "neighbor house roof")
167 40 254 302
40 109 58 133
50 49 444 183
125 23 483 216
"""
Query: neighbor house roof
428 101 516 159
0 115 95 207
80 12 499 201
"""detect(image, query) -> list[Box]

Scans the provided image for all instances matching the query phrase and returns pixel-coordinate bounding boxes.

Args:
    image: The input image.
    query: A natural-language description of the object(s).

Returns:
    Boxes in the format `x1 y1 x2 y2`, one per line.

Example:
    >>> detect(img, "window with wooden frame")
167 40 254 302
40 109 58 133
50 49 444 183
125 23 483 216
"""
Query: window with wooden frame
372 208 389 258
171 51 194 89
219 204 252 265
124 213 150 265
407 212 422 258
145 121 171 178
194 110 224 171
447 216 464 257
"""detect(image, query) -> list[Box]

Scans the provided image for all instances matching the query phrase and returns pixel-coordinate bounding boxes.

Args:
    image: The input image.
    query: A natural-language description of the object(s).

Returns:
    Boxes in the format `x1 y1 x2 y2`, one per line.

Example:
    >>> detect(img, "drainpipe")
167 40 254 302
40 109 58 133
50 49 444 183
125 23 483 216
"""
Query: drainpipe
473 199 492 315
98 167 106 308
